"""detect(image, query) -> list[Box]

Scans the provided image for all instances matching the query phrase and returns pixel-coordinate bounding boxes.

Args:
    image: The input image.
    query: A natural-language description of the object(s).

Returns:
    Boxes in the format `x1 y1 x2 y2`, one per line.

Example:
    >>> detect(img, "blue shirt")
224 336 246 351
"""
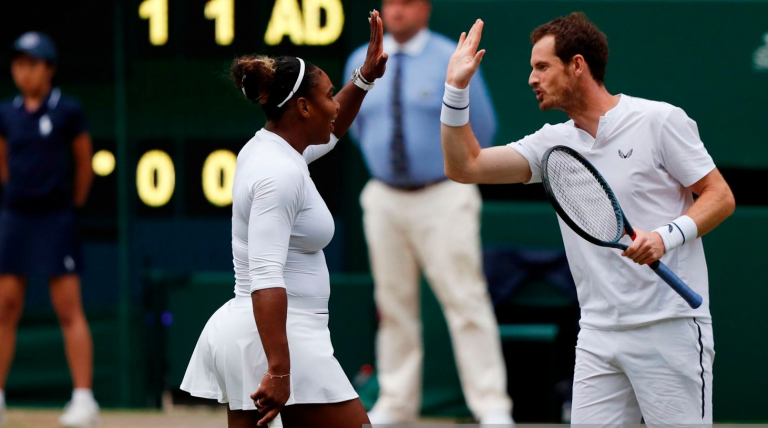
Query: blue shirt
0 89 87 213
345 29 497 186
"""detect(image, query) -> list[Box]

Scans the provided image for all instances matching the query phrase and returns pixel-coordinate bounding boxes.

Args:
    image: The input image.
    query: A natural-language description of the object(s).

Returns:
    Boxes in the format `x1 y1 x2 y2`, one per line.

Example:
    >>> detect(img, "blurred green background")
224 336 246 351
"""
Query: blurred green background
1 0 766 422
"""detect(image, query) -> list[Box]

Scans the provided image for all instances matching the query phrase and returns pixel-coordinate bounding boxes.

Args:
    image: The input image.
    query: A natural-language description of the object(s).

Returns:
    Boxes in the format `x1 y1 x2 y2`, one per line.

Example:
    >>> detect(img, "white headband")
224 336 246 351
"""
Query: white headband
277 57 305 108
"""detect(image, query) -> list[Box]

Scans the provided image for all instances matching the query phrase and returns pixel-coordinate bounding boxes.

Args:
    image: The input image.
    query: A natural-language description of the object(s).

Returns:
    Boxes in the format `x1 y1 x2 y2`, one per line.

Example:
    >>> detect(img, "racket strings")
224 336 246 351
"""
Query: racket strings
547 151 621 242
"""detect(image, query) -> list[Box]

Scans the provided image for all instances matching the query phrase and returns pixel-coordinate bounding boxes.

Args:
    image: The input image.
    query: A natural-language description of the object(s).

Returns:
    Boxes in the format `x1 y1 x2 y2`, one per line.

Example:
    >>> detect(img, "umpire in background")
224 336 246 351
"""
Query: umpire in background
344 0 513 424
0 32 99 427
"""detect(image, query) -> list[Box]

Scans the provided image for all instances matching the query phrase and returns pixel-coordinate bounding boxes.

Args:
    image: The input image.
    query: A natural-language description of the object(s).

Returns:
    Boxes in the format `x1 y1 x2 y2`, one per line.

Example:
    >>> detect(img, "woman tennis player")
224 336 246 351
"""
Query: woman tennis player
180 11 388 428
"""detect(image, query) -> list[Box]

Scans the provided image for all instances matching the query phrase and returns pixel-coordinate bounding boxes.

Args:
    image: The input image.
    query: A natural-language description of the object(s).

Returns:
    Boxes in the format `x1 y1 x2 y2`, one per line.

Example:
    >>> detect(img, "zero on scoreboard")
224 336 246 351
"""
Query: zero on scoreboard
92 149 237 208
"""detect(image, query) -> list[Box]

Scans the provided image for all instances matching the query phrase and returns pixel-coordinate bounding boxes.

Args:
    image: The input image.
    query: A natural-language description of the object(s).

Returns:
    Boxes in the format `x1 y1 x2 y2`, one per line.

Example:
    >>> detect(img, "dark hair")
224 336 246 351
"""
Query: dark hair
530 12 609 84
231 55 320 120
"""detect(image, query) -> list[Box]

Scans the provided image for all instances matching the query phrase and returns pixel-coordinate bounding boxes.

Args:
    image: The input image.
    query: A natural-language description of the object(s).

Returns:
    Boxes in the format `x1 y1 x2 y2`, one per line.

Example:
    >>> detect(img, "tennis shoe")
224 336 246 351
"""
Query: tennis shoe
59 397 99 427
367 404 416 425
479 409 514 426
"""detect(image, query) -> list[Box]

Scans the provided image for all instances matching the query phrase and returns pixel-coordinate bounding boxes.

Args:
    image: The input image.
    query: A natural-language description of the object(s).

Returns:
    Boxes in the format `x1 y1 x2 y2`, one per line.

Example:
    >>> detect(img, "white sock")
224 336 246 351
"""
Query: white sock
0 388 5 406
72 388 94 404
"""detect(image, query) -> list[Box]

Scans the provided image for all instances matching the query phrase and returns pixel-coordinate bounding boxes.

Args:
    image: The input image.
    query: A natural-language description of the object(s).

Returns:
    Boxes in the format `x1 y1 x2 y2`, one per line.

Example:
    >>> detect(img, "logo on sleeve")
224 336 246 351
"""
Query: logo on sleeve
39 114 53 137
64 255 75 271
618 149 633 159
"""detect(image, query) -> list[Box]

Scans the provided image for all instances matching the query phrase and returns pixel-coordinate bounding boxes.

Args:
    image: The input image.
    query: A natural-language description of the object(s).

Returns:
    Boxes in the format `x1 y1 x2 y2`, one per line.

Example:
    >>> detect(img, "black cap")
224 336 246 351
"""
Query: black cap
13 32 57 65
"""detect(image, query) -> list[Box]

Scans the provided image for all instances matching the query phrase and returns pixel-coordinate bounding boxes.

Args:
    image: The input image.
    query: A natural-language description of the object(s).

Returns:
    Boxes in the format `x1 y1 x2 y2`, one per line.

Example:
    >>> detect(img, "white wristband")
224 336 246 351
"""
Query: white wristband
440 83 470 127
653 215 698 252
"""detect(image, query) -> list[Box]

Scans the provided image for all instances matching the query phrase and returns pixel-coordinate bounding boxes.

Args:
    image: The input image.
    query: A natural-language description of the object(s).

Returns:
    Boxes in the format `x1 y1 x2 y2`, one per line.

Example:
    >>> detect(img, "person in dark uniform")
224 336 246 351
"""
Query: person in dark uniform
0 32 99 427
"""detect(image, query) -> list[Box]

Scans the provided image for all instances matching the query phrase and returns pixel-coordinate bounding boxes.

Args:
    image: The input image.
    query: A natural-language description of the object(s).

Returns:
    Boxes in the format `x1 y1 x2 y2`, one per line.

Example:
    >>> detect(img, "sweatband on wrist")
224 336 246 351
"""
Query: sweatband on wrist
653 215 698 252
440 83 470 127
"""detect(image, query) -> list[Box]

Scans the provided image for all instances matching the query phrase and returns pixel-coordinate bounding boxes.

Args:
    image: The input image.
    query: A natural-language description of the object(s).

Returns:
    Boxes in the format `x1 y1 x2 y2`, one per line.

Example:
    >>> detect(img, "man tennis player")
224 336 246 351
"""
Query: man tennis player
440 13 735 424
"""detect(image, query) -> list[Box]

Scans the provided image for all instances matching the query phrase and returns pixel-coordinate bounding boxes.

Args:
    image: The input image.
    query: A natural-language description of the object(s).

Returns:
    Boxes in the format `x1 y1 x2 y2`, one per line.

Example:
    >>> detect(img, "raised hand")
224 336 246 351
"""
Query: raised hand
446 19 486 89
360 9 388 82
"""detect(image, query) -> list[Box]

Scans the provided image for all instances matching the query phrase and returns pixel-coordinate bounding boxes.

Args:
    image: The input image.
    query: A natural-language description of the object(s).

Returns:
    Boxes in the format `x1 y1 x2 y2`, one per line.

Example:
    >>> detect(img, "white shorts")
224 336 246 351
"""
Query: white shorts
571 317 714 425
180 295 358 410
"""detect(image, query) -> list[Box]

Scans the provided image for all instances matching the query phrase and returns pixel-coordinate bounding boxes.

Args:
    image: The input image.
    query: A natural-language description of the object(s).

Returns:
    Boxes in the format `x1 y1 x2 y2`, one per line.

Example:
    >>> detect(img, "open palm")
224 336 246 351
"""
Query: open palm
361 9 388 81
446 19 487 89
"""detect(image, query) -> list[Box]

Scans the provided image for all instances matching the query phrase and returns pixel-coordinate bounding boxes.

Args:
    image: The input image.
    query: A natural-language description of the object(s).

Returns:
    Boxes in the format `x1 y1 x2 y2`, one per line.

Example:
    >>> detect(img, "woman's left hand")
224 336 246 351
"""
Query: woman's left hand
250 372 291 426
360 9 388 82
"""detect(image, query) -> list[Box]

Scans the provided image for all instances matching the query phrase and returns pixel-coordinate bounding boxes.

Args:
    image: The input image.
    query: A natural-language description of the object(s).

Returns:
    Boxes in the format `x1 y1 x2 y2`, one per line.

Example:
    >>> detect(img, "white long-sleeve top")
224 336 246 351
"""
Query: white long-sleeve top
231 128 338 298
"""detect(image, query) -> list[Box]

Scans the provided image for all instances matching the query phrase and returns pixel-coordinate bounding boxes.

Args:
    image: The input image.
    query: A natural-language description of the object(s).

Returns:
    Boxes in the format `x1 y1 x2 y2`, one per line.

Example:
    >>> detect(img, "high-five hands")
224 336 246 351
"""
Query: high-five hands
360 9 388 82
446 19 486 89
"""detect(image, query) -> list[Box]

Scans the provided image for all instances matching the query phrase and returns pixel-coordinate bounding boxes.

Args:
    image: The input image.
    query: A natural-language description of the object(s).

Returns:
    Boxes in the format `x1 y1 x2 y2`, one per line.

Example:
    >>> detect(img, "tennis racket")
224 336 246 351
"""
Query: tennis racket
541 145 703 309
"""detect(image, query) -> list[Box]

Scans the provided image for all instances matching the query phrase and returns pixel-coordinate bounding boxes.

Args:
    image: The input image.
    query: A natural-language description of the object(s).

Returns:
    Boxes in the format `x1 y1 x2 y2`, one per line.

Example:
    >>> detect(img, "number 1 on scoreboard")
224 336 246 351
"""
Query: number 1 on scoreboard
138 0 168 46
205 0 235 46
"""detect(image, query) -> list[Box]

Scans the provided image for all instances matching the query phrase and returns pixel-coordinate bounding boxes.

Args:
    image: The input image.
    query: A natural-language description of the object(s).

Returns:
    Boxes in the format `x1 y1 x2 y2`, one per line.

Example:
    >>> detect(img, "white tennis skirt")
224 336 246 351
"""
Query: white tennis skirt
180 294 358 410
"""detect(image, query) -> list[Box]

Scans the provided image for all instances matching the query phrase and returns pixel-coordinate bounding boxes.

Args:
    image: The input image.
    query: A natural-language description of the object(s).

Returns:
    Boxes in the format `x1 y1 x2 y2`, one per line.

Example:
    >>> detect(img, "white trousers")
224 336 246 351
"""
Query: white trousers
360 179 512 419
571 318 714 426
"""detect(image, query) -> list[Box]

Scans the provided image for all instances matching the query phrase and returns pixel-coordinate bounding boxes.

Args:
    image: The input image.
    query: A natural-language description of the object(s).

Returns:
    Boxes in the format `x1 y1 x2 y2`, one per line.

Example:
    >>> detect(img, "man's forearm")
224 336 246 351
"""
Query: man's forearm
468 79 498 148
441 123 482 183
685 168 736 237
686 186 735 237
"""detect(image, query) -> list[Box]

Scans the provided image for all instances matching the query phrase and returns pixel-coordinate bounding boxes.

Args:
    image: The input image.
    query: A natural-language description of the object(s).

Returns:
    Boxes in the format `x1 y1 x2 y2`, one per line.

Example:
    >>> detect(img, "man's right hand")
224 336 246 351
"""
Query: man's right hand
446 19 487 89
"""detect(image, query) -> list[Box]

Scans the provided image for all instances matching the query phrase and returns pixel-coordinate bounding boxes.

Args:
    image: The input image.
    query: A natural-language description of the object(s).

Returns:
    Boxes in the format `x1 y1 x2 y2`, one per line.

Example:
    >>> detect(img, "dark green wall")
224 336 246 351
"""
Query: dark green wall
426 1 768 168
2 0 767 419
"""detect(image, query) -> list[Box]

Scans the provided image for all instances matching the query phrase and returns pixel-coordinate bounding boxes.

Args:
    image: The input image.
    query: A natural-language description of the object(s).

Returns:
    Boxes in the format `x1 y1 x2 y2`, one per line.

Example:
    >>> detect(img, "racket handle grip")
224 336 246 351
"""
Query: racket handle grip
649 261 703 309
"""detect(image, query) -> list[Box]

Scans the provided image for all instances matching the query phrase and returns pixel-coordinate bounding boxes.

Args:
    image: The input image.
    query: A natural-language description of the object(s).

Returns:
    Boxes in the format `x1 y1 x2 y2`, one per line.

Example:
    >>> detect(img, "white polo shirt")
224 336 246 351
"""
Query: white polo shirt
509 94 716 329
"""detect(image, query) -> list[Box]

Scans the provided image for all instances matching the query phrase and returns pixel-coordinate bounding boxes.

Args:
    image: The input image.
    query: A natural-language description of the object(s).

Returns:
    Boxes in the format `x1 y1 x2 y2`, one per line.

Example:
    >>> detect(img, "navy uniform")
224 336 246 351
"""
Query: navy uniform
0 88 87 276
0 31 100 428
0 31 88 278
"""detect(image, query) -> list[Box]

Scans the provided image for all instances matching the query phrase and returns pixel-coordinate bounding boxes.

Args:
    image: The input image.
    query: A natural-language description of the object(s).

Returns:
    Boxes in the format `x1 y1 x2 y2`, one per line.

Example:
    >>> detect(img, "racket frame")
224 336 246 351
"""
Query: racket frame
541 145 634 250
540 145 703 309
